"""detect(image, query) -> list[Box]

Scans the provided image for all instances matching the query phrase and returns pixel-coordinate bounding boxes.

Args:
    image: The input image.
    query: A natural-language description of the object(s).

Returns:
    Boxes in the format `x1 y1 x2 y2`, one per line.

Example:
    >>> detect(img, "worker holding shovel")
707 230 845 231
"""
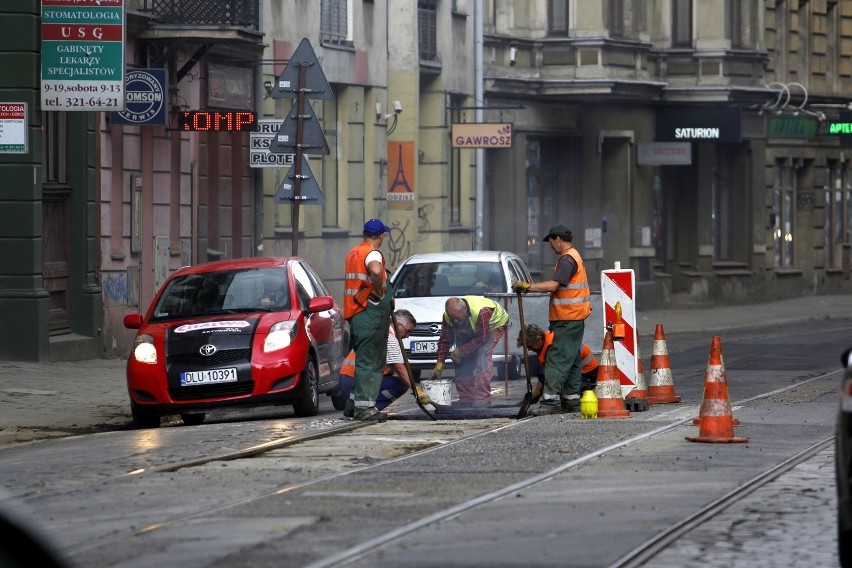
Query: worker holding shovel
427 296 508 408
513 224 591 415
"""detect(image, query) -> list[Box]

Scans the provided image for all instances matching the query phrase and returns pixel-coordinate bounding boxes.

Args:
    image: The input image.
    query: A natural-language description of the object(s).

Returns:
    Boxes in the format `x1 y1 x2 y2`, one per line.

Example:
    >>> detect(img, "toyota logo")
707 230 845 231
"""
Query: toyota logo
429 323 441 334
199 344 217 356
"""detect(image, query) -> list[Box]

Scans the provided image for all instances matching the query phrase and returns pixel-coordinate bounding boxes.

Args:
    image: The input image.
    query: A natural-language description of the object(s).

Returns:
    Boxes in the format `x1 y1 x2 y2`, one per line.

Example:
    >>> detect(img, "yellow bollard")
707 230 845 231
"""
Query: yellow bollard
580 389 598 419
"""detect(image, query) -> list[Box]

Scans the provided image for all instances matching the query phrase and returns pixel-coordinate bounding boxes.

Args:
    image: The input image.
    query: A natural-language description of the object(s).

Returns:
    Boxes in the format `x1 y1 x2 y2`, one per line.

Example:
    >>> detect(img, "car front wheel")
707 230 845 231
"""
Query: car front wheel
293 357 320 417
131 403 160 429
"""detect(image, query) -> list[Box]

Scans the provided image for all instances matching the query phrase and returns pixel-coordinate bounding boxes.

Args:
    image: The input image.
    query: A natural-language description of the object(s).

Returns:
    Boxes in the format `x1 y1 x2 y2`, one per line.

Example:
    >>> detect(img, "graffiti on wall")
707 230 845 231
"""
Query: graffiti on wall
102 272 129 306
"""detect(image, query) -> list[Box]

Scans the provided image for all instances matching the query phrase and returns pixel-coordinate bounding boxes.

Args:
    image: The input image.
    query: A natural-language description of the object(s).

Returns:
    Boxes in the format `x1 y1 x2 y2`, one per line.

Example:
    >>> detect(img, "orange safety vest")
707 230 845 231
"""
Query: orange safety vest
579 343 598 374
537 334 597 374
549 247 591 322
343 242 385 319
339 350 392 377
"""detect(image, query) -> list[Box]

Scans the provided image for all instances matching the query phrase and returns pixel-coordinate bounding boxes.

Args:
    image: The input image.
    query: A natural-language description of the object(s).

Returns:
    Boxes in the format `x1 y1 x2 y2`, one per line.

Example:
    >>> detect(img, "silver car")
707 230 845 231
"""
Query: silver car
389 250 533 380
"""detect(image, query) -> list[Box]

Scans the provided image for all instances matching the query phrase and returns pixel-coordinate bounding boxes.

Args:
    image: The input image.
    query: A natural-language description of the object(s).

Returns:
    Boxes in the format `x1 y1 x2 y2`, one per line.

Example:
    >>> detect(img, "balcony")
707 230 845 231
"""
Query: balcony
137 0 259 30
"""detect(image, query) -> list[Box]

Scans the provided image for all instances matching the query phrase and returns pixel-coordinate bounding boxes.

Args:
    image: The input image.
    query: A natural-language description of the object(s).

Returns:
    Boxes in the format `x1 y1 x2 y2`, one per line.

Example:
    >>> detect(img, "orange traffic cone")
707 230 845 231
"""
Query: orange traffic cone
625 336 650 411
647 324 682 404
691 336 739 425
594 330 630 418
686 336 748 443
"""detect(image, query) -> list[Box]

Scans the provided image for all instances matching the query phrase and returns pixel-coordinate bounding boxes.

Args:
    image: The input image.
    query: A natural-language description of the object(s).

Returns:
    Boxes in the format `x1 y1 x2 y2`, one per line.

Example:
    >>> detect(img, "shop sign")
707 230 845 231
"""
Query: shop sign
451 123 513 148
828 112 852 146
40 0 125 111
656 107 741 143
636 142 691 166
250 120 295 168
111 69 166 125
768 116 818 139
208 64 253 110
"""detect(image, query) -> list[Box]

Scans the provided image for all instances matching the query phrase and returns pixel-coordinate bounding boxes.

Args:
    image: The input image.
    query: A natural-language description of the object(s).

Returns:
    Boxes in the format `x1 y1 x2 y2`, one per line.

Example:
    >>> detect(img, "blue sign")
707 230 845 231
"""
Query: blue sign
111 69 167 126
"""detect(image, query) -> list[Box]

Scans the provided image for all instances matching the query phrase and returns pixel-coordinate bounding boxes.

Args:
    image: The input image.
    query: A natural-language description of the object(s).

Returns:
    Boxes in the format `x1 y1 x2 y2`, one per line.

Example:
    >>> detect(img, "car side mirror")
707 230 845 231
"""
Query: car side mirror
123 313 143 329
307 296 334 313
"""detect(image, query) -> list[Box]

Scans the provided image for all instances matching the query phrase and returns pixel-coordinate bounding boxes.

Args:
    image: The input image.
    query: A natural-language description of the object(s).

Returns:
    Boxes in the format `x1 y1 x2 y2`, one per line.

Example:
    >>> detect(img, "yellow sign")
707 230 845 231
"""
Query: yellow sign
451 123 513 148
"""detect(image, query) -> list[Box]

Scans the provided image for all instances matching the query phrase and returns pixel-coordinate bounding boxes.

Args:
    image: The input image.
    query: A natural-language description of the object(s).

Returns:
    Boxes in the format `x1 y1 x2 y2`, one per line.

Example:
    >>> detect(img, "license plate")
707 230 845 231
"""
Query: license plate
410 341 437 354
180 368 238 386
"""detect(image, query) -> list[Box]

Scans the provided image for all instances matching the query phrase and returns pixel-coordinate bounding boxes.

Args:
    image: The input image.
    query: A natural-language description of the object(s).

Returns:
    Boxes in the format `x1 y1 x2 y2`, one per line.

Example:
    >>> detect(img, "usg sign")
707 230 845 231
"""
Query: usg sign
111 69 166 126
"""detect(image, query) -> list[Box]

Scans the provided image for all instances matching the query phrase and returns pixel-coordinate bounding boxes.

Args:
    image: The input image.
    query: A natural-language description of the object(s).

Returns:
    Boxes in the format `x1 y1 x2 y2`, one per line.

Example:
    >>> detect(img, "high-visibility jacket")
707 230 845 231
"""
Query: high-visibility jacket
536 333 597 375
549 247 591 322
443 296 509 330
338 350 391 377
343 242 385 319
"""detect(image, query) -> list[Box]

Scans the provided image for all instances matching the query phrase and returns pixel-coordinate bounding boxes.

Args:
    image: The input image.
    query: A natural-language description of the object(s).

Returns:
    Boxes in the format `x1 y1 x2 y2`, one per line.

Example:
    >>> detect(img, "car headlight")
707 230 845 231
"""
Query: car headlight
132 334 157 364
264 321 297 353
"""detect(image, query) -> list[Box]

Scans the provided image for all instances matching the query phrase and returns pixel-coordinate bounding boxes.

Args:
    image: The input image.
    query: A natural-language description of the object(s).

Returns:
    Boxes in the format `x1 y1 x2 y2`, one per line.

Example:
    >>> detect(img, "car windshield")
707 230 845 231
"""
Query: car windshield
150 267 290 321
392 261 505 298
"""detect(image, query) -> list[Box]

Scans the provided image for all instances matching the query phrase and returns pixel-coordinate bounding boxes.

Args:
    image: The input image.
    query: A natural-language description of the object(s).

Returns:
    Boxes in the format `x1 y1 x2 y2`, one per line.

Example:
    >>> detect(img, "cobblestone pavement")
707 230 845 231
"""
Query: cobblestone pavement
649 445 839 568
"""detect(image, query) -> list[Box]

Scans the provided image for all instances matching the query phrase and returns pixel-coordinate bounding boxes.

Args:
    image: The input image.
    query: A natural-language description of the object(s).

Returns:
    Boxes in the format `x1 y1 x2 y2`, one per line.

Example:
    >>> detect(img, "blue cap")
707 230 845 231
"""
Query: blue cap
364 218 391 236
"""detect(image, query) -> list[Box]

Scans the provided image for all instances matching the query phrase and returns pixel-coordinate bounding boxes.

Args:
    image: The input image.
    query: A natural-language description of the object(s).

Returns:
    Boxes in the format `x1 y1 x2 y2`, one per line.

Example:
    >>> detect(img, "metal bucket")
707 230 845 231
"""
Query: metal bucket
420 378 453 408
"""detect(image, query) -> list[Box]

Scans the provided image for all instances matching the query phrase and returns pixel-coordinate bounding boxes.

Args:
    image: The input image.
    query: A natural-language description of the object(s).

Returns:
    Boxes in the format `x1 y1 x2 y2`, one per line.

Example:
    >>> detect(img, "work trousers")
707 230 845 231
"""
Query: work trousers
455 326 506 404
348 294 392 411
543 319 585 402
338 374 408 411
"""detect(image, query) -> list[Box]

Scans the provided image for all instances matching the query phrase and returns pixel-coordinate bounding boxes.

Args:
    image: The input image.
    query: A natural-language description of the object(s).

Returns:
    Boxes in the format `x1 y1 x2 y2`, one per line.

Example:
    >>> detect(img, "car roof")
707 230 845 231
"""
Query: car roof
172 257 295 277
396 250 521 265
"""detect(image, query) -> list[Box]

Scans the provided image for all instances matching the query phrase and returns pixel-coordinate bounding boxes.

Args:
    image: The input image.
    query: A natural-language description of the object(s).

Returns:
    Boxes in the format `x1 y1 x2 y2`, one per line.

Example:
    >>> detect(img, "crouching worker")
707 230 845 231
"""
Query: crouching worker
428 296 508 407
338 309 433 415
516 323 599 404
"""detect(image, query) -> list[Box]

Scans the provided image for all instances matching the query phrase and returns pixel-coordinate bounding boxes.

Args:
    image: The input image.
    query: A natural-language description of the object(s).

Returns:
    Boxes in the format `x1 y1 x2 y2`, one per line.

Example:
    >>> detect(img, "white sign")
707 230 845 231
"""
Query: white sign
636 142 692 166
0 103 27 154
250 119 294 168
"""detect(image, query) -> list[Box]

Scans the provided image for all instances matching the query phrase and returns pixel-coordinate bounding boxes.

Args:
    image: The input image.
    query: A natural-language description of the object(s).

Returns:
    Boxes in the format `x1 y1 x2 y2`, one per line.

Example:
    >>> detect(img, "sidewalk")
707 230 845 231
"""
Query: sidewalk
1 294 851 448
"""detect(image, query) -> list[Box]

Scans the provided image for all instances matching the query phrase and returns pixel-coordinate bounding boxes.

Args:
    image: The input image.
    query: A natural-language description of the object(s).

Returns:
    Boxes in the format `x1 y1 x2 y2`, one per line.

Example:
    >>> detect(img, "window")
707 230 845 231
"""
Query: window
418 0 438 61
773 160 795 268
320 0 350 46
672 0 692 47
548 0 569 35
726 0 757 48
42 112 68 184
608 0 625 38
824 163 852 269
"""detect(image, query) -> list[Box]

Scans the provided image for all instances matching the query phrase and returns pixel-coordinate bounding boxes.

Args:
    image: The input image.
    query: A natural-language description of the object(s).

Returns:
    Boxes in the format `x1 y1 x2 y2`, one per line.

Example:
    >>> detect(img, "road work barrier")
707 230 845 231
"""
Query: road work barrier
686 336 748 444
624 335 650 412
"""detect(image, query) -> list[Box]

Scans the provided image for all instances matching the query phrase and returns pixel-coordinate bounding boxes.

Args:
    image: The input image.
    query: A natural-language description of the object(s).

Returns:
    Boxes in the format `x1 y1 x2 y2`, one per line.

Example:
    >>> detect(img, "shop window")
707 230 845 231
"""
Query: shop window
320 0 351 47
672 0 692 47
773 160 795 268
548 0 569 36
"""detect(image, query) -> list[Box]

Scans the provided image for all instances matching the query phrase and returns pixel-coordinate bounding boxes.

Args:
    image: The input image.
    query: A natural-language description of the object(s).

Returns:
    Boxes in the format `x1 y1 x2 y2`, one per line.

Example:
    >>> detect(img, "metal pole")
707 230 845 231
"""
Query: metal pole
474 0 484 251
291 63 306 256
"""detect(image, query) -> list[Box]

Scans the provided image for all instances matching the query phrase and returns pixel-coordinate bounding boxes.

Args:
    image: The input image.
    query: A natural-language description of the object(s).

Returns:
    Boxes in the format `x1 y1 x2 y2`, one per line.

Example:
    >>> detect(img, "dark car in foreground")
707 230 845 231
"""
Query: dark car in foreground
840 349 852 566
123 257 349 428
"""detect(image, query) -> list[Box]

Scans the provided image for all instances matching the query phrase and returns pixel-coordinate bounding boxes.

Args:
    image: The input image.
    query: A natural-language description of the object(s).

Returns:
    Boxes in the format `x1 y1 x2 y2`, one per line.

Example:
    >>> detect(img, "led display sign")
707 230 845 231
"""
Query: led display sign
177 110 257 132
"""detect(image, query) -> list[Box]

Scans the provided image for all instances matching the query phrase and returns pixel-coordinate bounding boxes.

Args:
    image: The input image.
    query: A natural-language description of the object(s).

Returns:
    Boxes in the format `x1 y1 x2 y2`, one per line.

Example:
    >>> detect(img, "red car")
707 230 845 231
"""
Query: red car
123 257 349 428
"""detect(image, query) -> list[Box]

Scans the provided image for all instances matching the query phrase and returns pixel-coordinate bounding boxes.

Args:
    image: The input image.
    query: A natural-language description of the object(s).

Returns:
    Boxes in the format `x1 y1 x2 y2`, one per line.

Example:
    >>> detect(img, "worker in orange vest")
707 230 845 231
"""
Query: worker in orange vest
516 323 598 404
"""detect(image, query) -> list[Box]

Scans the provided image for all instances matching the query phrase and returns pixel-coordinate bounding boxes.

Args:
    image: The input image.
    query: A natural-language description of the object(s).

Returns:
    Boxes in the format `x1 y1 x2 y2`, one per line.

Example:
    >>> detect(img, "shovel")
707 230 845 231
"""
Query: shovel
392 311 436 421
516 291 534 419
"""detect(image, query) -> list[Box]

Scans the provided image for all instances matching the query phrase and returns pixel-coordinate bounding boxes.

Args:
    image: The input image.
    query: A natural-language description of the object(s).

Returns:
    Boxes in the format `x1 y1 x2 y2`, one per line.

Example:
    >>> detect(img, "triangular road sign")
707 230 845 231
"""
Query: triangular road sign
271 38 334 100
268 98 330 155
274 156 325 205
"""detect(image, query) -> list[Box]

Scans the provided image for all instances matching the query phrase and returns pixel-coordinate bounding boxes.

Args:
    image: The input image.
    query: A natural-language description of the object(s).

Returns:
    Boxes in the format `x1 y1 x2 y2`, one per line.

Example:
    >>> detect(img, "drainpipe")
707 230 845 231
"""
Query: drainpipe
474 0 484 250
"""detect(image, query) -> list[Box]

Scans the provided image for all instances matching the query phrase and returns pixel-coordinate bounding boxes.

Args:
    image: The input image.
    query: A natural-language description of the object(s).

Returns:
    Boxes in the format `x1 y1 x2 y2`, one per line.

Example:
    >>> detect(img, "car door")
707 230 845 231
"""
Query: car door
292 261 342 386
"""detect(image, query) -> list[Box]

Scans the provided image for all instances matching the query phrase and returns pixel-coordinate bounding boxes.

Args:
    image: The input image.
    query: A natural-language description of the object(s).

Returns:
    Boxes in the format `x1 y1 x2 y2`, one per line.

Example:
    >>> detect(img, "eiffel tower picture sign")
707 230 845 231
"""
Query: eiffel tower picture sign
387 142 415 204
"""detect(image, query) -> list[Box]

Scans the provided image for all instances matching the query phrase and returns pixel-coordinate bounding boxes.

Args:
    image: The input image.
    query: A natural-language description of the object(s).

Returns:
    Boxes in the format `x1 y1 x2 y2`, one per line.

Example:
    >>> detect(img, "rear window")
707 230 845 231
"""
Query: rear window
392 262 505 298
